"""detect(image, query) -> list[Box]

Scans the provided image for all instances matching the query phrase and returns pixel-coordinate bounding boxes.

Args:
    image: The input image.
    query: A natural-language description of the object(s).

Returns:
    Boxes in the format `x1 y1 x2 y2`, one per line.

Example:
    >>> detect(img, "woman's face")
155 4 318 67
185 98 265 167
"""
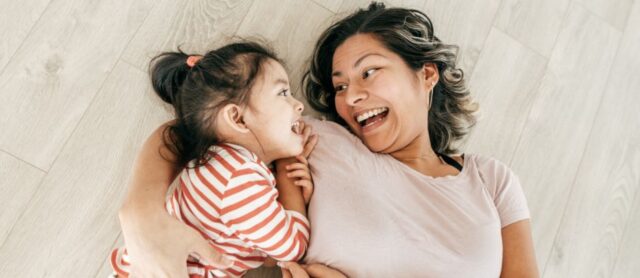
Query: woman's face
331 33 435 154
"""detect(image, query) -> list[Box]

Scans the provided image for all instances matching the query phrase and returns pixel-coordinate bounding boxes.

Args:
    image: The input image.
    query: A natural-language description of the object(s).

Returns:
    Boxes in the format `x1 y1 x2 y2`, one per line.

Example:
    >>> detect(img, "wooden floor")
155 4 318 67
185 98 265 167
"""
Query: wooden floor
1 0 639 277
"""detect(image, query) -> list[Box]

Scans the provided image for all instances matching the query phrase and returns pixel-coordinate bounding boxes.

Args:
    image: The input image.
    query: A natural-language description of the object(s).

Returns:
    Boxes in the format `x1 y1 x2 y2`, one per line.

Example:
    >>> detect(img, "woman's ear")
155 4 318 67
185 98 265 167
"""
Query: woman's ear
421 63 440 89
221 104 250 134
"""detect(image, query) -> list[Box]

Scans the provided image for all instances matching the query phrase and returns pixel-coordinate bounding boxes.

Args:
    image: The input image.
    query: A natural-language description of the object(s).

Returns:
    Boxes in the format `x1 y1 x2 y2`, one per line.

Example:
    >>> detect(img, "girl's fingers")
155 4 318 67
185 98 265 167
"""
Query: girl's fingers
294 179 313 190
302 122 312 142
295 155 309 165
287 169 311 181
302 134 318 158
286 162 308 171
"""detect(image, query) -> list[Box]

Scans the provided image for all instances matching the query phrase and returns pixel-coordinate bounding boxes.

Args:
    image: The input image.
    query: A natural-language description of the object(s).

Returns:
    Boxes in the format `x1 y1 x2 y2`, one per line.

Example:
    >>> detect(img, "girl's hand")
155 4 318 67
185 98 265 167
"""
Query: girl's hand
279 262 347 278
286 154 313 204
119 206 233 278
286 121 318 204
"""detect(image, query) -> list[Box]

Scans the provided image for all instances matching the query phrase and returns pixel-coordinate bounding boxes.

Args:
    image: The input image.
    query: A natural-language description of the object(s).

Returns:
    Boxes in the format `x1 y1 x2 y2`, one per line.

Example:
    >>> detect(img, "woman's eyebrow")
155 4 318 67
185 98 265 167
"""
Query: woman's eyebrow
332 53 386 77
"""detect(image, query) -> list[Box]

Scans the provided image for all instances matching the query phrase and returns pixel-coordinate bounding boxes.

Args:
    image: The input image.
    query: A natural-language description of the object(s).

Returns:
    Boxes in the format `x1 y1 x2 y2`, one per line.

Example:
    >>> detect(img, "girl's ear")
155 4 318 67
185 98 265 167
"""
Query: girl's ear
221 103 250 134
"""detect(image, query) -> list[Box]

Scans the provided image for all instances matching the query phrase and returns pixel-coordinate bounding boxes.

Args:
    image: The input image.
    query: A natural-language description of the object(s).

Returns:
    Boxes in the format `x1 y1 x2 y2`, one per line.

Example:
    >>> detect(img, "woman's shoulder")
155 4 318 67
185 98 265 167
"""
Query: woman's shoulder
303 115 349 134
464 153 520 190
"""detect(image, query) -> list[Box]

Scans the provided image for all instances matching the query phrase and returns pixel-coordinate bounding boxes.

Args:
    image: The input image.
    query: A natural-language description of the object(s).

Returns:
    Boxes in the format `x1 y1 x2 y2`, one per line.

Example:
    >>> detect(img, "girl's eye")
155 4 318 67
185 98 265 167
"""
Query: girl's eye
278 88 290 97
363 68 378 79
334 84 347 93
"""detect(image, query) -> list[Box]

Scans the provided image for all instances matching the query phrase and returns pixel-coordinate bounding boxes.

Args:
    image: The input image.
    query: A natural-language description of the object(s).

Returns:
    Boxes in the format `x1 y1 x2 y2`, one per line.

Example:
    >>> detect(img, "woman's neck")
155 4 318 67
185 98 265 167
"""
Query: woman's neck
389 130 446 175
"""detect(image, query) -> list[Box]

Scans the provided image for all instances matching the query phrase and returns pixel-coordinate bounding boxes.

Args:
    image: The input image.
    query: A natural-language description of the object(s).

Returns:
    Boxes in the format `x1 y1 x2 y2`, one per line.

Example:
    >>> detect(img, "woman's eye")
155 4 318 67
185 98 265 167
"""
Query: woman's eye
363 68 378 79
278 89 290 97
334 84 347 93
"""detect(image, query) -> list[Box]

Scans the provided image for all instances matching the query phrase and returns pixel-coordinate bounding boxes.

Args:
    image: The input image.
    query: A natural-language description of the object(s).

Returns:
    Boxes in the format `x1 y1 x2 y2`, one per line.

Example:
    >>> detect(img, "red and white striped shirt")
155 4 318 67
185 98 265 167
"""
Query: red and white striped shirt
111 143 310 277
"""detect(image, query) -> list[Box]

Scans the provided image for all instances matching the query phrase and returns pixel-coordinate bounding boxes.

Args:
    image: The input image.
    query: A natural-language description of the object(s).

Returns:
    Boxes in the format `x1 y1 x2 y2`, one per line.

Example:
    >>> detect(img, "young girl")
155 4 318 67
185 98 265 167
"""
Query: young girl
109 42 314 277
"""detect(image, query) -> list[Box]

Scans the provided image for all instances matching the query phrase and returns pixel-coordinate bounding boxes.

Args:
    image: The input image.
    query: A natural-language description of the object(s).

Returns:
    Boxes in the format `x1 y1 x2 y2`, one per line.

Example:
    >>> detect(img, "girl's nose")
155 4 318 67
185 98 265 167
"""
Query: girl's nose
293 98 304 113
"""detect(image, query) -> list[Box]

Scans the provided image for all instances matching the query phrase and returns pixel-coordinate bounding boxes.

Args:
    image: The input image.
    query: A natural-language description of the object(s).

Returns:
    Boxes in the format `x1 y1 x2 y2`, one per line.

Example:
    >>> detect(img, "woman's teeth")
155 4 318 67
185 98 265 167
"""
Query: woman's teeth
356 107 389 125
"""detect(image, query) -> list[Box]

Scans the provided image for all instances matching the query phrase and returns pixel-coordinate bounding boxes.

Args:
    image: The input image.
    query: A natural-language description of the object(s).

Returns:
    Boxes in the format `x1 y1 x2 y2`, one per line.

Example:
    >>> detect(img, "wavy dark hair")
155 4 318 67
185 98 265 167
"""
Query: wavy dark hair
150 41 280 167
302 2 478 154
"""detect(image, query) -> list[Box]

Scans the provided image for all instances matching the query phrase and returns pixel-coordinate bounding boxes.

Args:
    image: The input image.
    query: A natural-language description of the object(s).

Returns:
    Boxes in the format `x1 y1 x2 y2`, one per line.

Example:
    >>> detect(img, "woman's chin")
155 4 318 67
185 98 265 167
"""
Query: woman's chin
362 138 391 154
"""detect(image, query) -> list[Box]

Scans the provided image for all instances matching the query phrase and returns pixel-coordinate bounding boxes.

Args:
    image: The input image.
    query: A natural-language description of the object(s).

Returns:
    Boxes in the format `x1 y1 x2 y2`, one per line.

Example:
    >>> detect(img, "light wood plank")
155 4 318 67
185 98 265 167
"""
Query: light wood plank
545 2 640 277
612 188 640 278
0 0 155 170
507 3 622 272
494 0 571 57
0 61 171 277
0 151 45 247
463 28 547 163
95 234 123 278
311 0 342 13
120 0 254 71
235 0 334 117
335 0 426 16
424 0 501 76
576 0 634 31
0 0 51 72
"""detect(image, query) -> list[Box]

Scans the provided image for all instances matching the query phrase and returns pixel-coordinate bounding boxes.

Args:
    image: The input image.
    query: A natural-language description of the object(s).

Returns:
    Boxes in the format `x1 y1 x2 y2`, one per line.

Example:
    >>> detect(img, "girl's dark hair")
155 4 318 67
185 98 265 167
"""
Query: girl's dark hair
151 41 280 167
303 2 478 155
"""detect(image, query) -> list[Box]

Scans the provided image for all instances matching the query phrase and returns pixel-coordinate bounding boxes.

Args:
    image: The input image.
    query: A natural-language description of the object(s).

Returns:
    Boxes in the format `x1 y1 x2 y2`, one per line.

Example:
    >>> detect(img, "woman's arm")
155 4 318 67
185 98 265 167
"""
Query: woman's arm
501 220 539 278
118 123 232 277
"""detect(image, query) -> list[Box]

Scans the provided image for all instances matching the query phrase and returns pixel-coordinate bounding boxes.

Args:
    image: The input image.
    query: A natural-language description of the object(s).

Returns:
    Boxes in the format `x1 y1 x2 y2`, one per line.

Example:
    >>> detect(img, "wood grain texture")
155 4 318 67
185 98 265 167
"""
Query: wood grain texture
95 234 123 278
494 0 571 57
612 188 640 278
576 0 634 31
424 0 501 75
544 2 640 277
464 28 546 163
120 0 254 71
0 151 45 248
0 0 51 72
311 0 343 13
0 0 155 170
0 62 171 277
508 3 622 271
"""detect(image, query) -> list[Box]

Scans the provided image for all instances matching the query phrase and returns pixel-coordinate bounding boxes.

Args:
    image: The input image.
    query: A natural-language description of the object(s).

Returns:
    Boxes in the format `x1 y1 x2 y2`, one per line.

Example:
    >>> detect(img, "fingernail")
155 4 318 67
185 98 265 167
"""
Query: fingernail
277 261 284 268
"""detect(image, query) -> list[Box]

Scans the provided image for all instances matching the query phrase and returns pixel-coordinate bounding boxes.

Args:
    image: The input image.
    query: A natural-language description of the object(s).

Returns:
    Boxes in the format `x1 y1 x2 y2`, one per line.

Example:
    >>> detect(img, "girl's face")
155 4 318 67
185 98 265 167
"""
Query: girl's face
331 33 434 154
244 59 305 161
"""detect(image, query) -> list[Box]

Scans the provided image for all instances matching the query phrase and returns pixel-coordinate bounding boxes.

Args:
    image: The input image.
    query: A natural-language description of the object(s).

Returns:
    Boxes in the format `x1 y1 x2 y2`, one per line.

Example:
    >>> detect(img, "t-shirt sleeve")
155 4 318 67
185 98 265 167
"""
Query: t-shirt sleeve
219 163 310 262
476 156 531 228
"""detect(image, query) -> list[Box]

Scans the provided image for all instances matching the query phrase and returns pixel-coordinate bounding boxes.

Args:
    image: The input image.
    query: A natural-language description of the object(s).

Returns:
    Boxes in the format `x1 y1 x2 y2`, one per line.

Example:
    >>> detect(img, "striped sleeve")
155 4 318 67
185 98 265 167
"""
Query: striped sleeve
219 164 310 262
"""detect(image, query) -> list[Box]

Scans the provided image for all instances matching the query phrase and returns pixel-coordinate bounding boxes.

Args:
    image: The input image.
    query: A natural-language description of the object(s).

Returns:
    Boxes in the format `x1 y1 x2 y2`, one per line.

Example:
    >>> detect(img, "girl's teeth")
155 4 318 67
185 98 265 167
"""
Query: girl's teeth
291 121 301 134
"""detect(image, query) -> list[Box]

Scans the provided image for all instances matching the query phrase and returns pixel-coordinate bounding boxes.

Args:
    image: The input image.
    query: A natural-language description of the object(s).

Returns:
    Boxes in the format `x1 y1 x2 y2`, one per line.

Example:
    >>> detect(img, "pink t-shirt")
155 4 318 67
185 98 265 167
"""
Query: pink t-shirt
303 117 530 277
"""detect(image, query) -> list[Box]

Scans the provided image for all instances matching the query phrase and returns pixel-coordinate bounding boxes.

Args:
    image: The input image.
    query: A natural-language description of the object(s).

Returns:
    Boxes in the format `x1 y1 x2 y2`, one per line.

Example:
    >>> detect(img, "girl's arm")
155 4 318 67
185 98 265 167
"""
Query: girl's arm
118 123 232 277
500 220 539 278
274 121 318 216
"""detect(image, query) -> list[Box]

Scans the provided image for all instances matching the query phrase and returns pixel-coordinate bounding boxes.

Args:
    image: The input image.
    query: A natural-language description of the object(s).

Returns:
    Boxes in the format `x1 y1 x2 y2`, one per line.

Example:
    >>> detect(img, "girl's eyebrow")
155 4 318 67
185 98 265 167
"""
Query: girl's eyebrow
273 78 289 86
332 53 386 77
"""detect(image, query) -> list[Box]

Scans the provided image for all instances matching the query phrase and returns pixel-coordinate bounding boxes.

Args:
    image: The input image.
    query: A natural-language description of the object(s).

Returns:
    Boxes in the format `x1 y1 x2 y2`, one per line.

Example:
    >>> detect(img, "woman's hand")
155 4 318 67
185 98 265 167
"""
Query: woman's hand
279 262 347 278
119 201 234 278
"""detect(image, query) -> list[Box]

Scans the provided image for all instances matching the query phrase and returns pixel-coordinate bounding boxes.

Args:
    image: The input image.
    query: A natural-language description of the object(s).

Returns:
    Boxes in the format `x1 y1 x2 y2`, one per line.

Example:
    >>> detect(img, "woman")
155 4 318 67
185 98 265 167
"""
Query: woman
118 3 538 277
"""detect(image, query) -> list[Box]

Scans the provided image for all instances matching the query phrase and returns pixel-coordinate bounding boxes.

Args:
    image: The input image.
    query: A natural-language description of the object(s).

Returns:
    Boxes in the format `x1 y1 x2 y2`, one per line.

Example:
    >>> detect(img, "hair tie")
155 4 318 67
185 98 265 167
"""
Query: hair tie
186 55 203 68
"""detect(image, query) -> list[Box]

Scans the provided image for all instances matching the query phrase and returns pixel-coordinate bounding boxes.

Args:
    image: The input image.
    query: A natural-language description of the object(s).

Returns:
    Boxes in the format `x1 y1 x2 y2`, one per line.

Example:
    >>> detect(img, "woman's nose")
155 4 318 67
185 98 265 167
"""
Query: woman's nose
345 84 367 106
